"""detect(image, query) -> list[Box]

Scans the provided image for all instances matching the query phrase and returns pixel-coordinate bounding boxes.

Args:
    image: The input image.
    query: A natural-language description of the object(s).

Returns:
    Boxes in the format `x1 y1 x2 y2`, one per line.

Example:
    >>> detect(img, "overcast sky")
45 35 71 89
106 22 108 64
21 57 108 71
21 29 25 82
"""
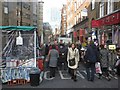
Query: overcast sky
42 0 66 31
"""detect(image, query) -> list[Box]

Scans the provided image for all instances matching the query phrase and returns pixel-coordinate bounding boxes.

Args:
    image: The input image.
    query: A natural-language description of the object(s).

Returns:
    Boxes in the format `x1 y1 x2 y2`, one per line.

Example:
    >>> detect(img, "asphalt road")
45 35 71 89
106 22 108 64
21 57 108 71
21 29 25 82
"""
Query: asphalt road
2 63 119 89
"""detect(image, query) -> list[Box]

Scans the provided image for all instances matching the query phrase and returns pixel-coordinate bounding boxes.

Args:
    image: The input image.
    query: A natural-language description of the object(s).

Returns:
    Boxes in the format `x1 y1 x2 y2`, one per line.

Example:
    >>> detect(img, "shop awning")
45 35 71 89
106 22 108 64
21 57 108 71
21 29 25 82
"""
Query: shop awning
0 26 37 31
91 20 100 28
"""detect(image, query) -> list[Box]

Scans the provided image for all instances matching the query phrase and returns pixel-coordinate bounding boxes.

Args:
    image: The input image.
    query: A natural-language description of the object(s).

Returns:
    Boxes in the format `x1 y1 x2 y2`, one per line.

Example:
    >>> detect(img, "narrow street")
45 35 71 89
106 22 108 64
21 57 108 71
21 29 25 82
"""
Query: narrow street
0 0 120 89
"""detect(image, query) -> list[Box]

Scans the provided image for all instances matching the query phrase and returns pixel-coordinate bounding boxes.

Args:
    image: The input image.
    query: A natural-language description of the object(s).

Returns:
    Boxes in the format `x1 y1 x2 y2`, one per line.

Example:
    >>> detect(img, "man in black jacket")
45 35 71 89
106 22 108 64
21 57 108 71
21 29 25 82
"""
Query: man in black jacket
84 41 99 82
58 40 66 70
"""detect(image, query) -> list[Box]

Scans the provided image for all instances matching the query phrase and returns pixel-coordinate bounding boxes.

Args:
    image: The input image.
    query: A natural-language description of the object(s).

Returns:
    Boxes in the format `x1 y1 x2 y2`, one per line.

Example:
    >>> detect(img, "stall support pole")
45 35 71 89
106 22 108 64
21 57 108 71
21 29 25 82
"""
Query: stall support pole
34 30 37 67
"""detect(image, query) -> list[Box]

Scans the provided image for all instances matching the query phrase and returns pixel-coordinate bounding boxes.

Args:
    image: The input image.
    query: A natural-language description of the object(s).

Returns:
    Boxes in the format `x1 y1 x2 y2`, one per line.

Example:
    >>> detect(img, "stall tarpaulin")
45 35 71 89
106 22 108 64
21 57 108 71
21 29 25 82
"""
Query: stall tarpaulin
0 26 37 67
0 26 37 31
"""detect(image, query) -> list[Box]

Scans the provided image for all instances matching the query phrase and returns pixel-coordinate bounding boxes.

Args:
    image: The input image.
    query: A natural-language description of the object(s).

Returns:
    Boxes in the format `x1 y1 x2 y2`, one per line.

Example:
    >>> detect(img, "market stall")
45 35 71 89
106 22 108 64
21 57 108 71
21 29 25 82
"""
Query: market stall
0 26 42 85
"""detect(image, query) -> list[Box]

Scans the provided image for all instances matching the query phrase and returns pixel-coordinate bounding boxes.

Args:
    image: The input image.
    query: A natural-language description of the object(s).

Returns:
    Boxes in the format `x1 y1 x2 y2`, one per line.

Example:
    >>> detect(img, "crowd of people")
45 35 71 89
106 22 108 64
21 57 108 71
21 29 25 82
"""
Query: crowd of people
39 39 120 82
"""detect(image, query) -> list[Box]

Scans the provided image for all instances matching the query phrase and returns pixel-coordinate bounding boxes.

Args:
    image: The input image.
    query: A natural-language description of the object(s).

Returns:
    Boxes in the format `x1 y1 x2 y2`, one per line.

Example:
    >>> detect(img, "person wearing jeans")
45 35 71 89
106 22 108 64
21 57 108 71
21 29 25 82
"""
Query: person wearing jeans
86 63 95 81
84 41 99 82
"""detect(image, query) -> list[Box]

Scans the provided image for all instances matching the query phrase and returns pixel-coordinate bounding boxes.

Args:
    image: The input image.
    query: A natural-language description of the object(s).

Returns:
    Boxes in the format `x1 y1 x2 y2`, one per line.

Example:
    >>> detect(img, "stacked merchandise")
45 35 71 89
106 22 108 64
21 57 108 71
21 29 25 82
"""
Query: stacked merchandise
1 67 31 83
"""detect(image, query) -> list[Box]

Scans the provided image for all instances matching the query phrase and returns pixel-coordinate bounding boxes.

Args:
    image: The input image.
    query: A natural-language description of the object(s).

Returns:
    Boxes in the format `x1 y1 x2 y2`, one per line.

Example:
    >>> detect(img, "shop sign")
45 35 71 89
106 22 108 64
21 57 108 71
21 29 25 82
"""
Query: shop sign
108 45 116 50
98 12 120 27
92 20 100 28
81 8 87 16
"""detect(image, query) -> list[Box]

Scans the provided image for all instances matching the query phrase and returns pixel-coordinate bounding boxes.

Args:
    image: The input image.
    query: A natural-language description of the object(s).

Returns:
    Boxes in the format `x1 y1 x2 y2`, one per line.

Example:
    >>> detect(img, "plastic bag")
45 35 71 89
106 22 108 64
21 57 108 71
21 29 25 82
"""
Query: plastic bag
95 62 102 74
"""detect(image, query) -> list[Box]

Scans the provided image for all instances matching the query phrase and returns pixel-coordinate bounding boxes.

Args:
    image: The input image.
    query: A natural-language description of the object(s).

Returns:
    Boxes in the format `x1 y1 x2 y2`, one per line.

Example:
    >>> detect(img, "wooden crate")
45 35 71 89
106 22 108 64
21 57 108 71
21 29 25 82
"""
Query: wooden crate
8 80 17 85
17 79 26 85
8 79 27 85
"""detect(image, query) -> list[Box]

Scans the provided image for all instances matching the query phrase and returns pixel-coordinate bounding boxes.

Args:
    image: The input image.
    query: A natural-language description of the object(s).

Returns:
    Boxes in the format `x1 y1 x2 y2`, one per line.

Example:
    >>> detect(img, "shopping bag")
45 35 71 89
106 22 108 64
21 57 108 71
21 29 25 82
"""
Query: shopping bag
115 60 120 67
95 62 102 74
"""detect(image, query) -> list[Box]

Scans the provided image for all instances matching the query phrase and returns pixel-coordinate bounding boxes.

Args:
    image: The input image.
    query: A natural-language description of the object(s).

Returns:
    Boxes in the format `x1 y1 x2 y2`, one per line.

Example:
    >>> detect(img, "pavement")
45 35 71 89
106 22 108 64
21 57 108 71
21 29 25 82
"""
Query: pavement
1 63 119 89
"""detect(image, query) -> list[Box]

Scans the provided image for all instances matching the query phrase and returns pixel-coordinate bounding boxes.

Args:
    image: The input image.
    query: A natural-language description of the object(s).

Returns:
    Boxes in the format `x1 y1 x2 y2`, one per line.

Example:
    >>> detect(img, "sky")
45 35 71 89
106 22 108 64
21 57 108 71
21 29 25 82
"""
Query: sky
41 0 66 32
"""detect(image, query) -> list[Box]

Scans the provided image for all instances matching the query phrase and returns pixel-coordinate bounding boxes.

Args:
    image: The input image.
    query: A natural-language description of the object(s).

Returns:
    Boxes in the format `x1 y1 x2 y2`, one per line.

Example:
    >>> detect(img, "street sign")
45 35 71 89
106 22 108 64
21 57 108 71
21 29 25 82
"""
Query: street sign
108 45 116 50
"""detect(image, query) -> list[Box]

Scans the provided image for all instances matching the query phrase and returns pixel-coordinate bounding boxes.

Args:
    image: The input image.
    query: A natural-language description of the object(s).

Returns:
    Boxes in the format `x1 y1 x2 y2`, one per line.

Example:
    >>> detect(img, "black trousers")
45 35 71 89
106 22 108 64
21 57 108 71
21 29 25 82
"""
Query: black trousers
68 68 76 80
58 57 67 70
50 67 56 78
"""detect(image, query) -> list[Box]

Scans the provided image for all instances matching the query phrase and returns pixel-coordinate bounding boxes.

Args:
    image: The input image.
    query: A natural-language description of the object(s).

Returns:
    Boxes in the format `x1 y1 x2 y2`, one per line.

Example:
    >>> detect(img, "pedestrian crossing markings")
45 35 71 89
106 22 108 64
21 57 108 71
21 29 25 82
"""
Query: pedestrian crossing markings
43 70 118 80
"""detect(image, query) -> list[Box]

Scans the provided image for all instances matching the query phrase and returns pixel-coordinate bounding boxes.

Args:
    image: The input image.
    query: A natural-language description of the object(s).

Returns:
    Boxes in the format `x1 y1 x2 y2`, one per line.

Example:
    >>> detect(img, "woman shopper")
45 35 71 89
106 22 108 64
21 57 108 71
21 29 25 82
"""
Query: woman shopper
99 44 111 81
67 43 79 82
46 44 59 79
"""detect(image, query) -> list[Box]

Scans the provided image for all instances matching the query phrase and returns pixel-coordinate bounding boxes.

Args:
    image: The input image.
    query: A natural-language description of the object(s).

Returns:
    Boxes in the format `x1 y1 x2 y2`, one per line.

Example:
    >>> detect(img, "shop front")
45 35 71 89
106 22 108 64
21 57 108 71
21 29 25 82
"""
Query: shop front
92 10 120 46
72 18 88 44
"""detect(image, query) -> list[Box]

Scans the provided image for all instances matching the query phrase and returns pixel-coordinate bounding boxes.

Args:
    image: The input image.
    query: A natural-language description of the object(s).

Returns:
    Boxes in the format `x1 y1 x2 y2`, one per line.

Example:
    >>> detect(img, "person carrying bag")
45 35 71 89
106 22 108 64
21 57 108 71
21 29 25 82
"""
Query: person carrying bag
67 43 79 82
95 62 102 74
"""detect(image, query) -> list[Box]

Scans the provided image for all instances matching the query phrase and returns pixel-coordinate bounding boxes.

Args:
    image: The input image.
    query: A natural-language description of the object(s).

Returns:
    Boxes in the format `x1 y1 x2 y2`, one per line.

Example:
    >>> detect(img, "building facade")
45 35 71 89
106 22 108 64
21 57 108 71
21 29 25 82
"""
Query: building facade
66 0 120 47
1 0 38 50
1 0 38 26
89 0 120 47
43 22 53 43
66 0 90 43
60 4 67 36
37 1 44 44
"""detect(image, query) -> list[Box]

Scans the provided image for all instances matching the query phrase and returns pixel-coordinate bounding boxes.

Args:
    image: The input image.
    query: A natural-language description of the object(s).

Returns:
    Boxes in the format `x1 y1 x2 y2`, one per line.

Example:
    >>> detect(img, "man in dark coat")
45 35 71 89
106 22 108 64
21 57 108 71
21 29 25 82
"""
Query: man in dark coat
58 40 66 70
84 41 99 82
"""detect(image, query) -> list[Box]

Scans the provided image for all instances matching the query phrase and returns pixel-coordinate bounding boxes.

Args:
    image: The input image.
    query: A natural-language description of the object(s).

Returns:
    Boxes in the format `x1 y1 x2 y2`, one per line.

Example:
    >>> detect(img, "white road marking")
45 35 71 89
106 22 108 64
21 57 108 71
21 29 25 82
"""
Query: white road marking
109 74 118 80
44 70 118 80
59 71 71 79
44 71 54 80
95 74 99 78
81 70 87 74
76 70 85 79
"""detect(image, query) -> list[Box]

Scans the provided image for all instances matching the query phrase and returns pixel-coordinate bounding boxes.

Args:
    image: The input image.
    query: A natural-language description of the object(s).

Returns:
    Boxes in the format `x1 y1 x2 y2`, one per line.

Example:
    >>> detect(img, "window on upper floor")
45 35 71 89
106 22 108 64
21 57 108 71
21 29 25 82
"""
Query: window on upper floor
77 14 79 23
74 2 77 12
4 7 8 14
91 0 95 10
75 16 77 25
107 0 114 14
99 1 104 18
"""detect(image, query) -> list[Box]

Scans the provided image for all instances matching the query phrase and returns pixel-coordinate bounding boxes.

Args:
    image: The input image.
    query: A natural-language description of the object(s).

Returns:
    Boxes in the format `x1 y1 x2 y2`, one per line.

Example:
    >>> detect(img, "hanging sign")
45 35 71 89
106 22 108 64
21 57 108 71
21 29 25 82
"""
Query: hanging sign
16 32 23 45
81 8 88 17
108 45 116 50
16 36 23 45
